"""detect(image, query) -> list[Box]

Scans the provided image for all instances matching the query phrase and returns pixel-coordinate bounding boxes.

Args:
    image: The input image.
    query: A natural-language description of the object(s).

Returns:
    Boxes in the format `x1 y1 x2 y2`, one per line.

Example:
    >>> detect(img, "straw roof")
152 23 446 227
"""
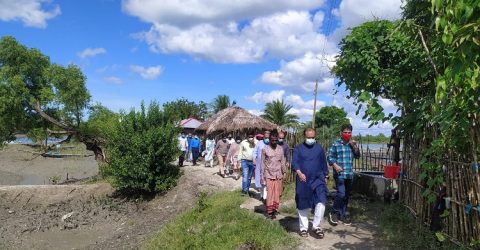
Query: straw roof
196 106 281 135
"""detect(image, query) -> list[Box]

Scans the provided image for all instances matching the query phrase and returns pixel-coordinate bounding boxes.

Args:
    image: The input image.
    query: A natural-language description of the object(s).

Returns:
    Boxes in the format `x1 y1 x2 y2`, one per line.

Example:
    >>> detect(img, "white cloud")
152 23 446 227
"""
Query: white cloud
330 0 403 42
129 65 163 80
78 48 107 59
248 109 264 116
123 0 324 27
246 90 325 120
104 76 122 84
0 0 61 28
130 8 336 63
247 90 285 104
260 52 336 93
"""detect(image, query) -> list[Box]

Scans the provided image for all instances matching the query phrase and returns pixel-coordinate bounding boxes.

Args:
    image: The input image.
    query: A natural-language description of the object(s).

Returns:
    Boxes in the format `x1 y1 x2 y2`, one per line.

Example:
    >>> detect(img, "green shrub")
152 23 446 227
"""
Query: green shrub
102 101 180 193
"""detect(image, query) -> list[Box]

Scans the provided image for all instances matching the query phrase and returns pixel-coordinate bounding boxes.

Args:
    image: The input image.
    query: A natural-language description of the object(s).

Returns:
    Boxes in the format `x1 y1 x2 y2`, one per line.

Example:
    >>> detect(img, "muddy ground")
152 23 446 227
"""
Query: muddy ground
0 144 98 185
0 162 240 250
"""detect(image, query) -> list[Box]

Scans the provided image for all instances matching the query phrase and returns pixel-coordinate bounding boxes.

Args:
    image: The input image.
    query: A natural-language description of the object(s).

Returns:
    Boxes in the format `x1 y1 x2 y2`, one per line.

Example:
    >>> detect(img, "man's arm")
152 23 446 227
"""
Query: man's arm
328 143 343 173
292 146 306 182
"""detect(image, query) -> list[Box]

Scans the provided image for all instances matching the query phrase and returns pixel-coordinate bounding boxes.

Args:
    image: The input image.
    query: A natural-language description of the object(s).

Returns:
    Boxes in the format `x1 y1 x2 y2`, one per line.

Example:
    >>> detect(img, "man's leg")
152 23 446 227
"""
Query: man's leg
343 178 353 220
179 152 184 167
247 161 254 190
241 160 249 193
312 202 326 229
193 148 199 165
217 154 224 175
330 177 346 224
297 208 310 233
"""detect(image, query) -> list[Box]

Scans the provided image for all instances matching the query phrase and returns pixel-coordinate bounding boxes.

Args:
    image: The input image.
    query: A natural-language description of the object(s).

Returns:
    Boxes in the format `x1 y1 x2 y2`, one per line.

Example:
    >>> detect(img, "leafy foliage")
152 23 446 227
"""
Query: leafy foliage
0 36 92 150
163 98 209 122
211 94 235 113
332 0 479 204
261 99 298 127
101 101 180 193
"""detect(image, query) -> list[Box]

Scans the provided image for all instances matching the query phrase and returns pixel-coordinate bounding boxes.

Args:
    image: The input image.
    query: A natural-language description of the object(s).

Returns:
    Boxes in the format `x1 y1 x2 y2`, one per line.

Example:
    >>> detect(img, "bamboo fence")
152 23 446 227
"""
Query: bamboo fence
400 134 480 245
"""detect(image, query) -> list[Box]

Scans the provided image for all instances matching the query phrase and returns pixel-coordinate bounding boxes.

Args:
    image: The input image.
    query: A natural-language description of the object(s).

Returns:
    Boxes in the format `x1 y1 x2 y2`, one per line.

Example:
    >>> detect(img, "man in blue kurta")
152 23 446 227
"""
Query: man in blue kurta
292 128 329 238
253 130 270 201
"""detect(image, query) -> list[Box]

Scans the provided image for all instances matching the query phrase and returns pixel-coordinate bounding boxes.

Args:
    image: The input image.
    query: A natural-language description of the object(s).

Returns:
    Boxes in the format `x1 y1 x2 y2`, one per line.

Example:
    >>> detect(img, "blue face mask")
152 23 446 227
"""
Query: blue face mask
263 138 270 144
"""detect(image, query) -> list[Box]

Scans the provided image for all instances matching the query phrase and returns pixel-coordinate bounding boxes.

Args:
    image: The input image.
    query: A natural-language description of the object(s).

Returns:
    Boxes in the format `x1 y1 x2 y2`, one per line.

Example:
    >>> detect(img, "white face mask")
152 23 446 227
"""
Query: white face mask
305 138 316 145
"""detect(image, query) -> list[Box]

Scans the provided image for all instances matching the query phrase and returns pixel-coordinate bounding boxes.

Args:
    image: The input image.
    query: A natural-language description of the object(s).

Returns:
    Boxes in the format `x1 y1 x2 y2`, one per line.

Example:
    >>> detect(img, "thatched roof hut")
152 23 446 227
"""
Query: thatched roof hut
196 106 281 135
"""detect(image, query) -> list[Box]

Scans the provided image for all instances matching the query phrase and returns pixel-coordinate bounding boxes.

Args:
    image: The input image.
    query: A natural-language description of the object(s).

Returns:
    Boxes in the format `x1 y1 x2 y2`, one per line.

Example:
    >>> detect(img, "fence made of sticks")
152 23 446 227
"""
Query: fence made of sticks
399 137 480 246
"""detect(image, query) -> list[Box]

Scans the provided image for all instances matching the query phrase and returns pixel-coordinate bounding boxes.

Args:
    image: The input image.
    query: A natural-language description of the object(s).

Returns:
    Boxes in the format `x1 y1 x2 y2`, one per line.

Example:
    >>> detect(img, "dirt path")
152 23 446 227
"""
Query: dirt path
240 197 386 250
0 161 239 250
1 160 384 249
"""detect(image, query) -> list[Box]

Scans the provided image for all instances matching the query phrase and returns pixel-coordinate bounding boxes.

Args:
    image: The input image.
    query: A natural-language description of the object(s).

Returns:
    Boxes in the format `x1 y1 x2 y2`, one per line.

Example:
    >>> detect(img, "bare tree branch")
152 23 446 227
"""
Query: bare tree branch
418 29 440 77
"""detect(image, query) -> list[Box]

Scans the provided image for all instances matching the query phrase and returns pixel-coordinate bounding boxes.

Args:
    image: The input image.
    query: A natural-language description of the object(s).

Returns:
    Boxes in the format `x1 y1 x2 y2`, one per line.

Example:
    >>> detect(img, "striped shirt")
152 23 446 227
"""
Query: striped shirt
327 139 355 179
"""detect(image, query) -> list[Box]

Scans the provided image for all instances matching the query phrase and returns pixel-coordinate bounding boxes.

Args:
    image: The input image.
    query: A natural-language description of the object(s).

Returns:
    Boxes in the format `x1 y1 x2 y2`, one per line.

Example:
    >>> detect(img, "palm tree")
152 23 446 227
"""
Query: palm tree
211 95 235 113
261 99 299 127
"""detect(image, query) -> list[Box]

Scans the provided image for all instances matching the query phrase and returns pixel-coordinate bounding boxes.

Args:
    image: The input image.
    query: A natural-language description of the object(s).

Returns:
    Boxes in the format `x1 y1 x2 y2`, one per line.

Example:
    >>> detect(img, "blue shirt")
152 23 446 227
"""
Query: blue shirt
327 139 354 179
189 138 200 149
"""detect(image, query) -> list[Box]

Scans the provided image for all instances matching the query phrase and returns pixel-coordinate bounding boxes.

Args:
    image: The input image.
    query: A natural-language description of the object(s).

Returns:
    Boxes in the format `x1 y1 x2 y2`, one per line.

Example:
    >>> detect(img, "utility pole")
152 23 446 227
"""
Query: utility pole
312 79 318 128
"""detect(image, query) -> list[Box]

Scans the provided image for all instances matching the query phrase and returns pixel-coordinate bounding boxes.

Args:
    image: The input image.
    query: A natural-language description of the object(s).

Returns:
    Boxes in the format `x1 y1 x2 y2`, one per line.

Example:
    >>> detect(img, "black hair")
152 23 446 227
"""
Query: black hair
303 127 315 135
235 136 241 141
341 124 353 132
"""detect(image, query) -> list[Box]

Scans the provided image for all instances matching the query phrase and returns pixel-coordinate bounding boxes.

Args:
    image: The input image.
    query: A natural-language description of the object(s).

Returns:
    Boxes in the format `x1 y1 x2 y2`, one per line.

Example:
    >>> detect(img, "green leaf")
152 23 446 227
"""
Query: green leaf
435 232 446 242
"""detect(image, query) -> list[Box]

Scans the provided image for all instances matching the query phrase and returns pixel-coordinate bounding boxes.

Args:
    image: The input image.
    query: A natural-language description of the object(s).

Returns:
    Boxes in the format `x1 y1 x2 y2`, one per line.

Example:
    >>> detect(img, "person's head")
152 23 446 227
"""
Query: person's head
255 133 264 140
235 136 242 144
222 135 227 142
207 135 213 140
193 133 198 139
188 133 192 137
278 132 286 145
270 133 278 147
228 134 233 140
181 132 185 138
247 133 255 143
304 128 316 146
340 124 353 142
263 130 271 144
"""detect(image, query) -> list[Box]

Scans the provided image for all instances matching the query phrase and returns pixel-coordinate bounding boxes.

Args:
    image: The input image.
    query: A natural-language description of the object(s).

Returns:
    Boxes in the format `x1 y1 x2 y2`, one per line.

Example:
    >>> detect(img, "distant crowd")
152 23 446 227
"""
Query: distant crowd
177 124 360 238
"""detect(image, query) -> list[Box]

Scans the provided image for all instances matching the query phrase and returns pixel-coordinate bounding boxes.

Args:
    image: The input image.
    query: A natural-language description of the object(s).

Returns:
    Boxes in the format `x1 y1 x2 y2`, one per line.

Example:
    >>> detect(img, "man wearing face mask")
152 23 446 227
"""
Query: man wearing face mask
215 135 230 178
226 134 235 145
278 132 290 163
177 132 188 167
189 134 201 166
328 124 360 226
292 128 329 238
239 133 256 195
226 136 242 179
253 130 271 201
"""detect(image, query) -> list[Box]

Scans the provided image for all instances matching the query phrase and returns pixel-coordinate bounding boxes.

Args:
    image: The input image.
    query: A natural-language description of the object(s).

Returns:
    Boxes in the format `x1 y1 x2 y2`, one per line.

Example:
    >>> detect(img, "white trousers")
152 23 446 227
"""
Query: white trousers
298 203 326 231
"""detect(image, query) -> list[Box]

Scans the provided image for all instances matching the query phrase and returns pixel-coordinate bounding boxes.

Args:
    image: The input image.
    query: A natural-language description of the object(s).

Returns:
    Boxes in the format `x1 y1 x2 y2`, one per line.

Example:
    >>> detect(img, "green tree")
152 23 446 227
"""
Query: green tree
332 0 479 204
261 99 299 127
315 106 349 129
163 98 209 122
101 101 180 193
211 94 235 113
0 36 106 158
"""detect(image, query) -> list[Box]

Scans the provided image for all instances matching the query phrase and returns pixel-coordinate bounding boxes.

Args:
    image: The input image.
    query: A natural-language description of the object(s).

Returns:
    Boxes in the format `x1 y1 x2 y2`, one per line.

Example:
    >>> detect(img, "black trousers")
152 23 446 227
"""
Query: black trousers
192 148 200 165
178 151 185 166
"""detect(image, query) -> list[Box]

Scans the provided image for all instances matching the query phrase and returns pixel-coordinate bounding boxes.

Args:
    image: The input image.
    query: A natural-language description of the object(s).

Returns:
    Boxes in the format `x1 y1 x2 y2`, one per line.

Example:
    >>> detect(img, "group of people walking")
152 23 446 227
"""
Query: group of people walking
177 124 360 238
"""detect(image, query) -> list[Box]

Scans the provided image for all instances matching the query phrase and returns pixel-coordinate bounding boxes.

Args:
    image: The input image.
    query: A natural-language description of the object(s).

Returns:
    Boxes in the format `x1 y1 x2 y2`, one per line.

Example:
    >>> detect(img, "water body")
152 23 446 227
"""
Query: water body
8 136 66 145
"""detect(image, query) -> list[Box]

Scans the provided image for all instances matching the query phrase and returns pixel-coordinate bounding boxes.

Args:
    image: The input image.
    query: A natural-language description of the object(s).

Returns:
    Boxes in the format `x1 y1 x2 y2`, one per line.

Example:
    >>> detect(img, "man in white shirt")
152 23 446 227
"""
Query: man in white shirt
178 133 188 167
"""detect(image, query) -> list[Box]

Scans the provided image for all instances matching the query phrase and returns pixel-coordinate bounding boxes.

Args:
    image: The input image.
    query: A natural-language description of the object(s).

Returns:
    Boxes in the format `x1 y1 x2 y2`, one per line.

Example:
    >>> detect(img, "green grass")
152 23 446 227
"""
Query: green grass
380 204 466 250
144 191 299 250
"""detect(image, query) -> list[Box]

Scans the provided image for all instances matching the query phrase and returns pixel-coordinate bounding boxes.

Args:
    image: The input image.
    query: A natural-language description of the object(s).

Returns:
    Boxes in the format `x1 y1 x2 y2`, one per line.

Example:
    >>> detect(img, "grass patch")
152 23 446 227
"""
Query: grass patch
380 204 466 250
144 191 299 250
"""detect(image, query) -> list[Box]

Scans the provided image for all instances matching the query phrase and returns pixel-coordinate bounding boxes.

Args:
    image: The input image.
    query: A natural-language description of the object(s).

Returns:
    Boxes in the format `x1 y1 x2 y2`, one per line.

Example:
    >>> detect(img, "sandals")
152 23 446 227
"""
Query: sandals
300 230 308 237
314 228 325 239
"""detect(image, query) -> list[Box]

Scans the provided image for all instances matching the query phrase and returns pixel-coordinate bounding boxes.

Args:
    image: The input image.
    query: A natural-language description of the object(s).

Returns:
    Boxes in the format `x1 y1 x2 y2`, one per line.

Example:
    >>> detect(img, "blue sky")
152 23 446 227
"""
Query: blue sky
0 0 403 135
